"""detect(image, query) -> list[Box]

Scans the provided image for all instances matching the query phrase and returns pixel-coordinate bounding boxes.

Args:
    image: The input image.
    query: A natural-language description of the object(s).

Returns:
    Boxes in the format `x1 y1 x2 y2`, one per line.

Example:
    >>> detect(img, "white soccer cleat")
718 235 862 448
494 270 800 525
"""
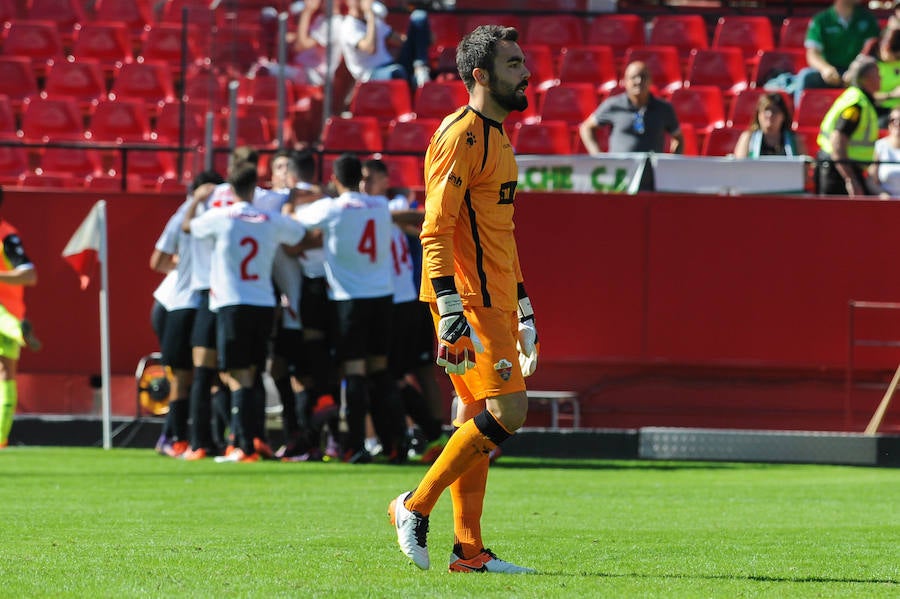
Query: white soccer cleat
448 547 535 574
388 491 430 570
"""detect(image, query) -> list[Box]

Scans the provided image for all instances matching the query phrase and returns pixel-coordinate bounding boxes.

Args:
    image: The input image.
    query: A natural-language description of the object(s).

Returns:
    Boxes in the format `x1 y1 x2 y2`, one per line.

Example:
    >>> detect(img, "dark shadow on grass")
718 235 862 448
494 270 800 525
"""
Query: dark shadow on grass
490 458 771 471
545 571 899 585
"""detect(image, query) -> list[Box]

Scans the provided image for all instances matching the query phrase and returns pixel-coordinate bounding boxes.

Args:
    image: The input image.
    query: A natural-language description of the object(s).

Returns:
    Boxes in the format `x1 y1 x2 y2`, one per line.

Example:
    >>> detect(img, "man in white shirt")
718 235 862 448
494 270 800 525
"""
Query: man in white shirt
340 0 432 89
295 153 400 462
149 171 224 458
184 164 307 463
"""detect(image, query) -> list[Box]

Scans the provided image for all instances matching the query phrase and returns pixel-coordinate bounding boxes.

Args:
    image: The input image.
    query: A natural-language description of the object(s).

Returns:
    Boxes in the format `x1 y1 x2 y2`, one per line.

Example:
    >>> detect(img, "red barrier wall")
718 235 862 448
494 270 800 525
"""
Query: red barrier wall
7 189 900 430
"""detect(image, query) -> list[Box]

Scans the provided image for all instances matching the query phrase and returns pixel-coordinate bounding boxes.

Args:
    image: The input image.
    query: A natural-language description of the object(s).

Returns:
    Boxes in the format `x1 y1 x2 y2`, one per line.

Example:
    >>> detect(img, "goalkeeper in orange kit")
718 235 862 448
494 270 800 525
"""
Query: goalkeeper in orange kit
388 25 539 574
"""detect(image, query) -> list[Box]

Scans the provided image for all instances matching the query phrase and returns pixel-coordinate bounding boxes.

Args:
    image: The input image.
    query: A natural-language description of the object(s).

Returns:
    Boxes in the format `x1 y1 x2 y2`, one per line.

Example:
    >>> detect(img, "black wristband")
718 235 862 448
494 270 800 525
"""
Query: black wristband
432 276 457 297
517 282 527 300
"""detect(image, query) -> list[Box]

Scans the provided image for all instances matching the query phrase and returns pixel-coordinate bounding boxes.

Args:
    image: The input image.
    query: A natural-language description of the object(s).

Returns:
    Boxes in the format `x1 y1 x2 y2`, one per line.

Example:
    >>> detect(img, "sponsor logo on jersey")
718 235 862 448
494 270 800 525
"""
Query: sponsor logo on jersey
448 172 463 188
494 358 513 381
498 180 517 204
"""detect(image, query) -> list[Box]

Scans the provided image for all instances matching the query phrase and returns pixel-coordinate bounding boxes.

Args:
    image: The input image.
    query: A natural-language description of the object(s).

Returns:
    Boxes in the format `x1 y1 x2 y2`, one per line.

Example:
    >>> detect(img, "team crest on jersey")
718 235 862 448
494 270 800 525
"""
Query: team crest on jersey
494 358 513 381
466 132 477 146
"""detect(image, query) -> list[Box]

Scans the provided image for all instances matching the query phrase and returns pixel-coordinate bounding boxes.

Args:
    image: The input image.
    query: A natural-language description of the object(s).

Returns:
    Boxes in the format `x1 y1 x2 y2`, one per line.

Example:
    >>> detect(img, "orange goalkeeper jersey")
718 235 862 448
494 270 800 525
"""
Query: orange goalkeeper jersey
419 106 522 311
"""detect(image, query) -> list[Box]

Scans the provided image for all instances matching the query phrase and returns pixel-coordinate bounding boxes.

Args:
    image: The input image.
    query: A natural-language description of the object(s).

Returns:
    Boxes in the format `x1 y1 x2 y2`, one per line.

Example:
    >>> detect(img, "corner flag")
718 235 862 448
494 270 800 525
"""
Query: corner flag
62 201 104 290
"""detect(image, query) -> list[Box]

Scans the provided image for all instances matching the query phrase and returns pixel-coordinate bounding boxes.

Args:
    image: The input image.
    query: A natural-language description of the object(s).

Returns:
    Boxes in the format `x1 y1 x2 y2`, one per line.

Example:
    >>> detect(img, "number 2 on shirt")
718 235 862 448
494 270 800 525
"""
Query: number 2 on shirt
357 219 377 263
240 236 259 281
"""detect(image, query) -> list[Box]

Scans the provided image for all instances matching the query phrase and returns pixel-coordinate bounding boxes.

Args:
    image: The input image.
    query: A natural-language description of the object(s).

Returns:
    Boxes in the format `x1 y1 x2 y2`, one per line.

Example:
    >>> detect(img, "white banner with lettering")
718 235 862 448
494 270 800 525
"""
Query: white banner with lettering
651 155 808 194
516 154 647 194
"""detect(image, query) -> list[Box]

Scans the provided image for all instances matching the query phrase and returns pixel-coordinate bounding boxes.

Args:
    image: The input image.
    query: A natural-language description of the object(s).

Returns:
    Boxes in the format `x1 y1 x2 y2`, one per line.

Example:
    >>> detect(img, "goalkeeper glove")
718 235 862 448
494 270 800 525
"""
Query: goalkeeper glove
516 294 539 377
435 291 483 375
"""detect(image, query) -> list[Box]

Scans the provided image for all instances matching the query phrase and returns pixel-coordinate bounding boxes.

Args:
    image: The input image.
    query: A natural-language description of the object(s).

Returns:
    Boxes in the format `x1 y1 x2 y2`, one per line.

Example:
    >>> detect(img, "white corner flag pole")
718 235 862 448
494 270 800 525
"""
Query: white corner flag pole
97 200 112 450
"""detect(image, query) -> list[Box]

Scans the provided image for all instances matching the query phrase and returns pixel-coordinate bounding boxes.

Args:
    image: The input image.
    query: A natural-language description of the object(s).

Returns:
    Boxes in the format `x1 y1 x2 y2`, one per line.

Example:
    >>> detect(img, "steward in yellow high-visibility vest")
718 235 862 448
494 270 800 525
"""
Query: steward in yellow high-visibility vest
816 55 881 196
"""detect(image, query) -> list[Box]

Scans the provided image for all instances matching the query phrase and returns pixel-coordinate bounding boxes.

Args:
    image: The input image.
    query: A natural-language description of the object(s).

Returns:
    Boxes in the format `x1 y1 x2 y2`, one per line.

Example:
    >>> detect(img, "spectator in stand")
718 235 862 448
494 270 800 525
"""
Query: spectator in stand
578 61 683 155
871 28 900 128
0 187 37 449
339 0 432 90
868 107 900 198
253 0 345 86
793 0 880 106
578 61 682 191
816 55 881 197
733 92 806 158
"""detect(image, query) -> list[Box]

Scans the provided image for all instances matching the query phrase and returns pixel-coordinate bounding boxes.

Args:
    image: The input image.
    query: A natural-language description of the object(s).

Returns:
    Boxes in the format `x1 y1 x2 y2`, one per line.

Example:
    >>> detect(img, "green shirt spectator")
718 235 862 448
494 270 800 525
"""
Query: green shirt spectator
805 2 880 71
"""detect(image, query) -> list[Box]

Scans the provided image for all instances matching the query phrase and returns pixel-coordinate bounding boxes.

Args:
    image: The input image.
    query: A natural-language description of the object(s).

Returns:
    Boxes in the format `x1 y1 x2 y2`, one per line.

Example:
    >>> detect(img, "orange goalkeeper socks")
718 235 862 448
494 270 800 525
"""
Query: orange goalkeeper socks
450 453 489 559
404 416 499 516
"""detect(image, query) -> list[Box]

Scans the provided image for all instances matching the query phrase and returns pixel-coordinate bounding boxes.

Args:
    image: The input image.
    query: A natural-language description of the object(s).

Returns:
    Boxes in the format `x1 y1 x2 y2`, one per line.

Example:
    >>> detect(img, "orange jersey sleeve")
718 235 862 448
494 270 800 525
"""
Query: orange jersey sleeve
419 107 523 310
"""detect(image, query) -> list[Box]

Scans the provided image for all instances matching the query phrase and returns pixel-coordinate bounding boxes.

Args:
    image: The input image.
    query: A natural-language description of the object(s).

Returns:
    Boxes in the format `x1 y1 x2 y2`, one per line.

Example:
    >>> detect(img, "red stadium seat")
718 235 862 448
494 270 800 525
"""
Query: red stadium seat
675 122 699 156
155 101 211 146
427 12 463 60
109 61 176 111
349 79 414 122
93 0 151 37
139 24 201 74
197 24 262 75
86 99 152 142
381 154 424 189
321 116 383 153
462 14 522 37
701 126 745 156
557 45 618 93
18 97 85 141
385 118 441 153
2 20 64 75
25 0 85 43
42 59 108 112
539 82 598 126
0 143 27 184
124 149 177 186
713 16 775 61
792 88 843 131
752 48 806 87
779 17 810 49
0 94 15 138
38 147 102 178
220 113 273 147
0 0 16 23
18 172 84 188
520 44 556 92
158 0 217 28
685 47 748 96
586 13 645 56
624 45 683 95
0 56 40 110
181 66 227 107
792 126 820 156
70 22 134 75
524 15 584 52
512 120 572 155
414 79 468 120
648 14 709 61
669 85 726 134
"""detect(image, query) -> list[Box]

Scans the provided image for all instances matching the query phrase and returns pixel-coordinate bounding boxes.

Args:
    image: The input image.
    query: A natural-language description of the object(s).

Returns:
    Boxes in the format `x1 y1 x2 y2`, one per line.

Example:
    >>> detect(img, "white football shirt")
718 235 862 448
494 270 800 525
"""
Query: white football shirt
154 197 200 311
295 191 393 300
293 200 327 279
190 201 306 311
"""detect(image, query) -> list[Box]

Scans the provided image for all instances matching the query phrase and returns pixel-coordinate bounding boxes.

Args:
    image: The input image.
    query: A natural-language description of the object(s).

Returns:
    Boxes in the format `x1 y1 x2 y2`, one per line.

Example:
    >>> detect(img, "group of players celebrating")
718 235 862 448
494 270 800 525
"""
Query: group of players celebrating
150 146 448 464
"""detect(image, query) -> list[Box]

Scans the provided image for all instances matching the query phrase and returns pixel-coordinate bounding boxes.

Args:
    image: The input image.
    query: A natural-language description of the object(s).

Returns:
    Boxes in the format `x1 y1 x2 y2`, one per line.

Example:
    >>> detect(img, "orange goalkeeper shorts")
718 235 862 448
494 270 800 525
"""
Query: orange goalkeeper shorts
429 303 526 403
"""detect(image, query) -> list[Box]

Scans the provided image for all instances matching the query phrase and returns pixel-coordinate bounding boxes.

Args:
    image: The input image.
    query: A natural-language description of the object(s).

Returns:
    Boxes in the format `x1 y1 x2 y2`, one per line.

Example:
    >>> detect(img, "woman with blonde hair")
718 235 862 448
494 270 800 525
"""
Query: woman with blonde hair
733 92 805 158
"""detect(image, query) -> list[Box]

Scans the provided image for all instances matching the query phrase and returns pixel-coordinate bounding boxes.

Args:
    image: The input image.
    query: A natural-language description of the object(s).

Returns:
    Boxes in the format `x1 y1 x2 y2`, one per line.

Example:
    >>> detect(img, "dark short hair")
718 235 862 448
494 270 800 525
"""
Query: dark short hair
295 148 317 182
362 158 388 176
457 25 519 91
333 153 362 189
228 163 258 200
191 170 225 192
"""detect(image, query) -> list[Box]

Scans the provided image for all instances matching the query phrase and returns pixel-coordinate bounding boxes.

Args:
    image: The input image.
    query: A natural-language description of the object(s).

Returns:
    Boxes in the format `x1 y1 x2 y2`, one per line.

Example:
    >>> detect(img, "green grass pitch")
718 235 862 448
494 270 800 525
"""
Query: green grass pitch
0 447 897 598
